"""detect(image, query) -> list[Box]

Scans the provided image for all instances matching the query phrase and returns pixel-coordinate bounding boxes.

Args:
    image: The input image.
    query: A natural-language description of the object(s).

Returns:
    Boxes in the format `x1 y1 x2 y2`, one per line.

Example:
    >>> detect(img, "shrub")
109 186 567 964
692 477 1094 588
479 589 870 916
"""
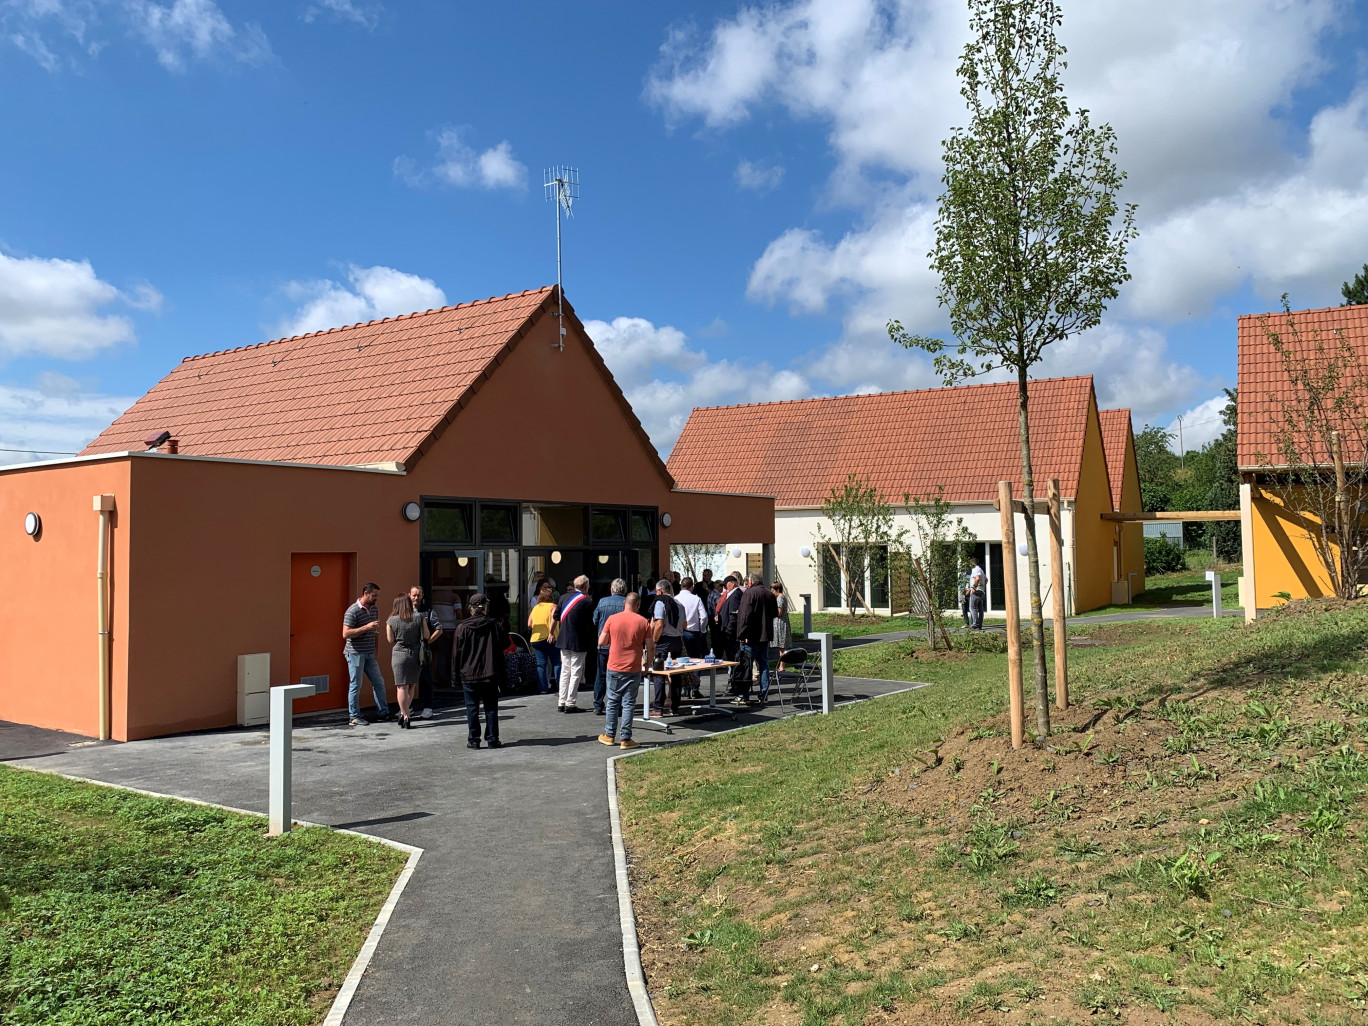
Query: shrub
1145 537 1185 574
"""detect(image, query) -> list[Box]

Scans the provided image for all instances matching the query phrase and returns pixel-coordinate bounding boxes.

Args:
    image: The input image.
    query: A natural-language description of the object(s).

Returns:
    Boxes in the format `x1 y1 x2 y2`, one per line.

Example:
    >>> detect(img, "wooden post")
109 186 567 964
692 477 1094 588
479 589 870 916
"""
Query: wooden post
998 481 1025 750
1048 479 1068 710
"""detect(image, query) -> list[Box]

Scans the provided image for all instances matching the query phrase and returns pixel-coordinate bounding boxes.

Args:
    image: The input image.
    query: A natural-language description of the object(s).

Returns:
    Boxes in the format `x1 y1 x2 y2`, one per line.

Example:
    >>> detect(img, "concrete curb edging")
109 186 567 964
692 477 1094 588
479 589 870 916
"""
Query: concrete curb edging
10 765 423 1026
605 680 935 1025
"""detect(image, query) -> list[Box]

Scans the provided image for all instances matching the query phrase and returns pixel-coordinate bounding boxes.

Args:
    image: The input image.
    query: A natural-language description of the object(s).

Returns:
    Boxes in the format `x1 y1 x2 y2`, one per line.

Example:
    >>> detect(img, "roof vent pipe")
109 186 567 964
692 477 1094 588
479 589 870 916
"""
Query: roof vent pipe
160 438 179 454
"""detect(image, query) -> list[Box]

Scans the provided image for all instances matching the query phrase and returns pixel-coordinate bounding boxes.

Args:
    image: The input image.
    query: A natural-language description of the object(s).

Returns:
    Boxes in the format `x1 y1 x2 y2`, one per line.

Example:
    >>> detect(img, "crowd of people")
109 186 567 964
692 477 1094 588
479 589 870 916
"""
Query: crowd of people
341 568 795 752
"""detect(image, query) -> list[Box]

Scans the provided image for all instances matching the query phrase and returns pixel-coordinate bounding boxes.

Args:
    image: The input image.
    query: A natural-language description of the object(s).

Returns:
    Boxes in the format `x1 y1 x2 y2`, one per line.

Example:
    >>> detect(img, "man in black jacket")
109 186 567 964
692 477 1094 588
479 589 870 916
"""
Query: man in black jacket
452 593 509 749
554 575 595 713
732 572 779 706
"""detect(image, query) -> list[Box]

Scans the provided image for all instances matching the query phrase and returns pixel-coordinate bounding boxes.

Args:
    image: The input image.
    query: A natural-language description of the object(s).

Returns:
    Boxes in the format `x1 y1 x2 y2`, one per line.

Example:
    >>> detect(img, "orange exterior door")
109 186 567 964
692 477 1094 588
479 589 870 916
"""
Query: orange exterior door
290 553 353 714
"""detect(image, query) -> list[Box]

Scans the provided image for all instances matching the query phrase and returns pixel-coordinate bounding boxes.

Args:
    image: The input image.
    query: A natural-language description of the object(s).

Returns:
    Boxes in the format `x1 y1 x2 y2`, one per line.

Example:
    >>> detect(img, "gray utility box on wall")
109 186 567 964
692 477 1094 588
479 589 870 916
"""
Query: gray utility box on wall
237 653 271 726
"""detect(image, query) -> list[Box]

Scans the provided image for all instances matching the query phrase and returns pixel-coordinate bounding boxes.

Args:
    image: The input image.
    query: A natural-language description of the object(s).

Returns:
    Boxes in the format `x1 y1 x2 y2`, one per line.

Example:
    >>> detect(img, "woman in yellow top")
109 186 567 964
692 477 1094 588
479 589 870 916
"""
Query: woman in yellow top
527 585 560 694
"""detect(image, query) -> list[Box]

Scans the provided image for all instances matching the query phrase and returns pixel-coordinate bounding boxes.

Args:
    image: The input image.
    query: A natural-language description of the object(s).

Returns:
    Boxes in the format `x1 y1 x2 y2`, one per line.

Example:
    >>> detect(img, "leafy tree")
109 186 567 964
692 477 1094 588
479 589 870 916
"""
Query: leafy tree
1342 263 1368 306
812 475 905 617
1134 424 1179 511
900 487 978 650
1253 296 1368 599
887 0 1136 734
670 544 724 582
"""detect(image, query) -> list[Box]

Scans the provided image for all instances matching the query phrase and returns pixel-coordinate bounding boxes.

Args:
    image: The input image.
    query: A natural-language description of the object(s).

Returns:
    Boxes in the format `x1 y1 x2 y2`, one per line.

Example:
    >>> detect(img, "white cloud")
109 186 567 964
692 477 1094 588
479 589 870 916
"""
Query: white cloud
394 128 528 191
277 264 447 338
0 374 135 467
0 250 158 359
735 159 785 192
301 0 380 30
126 0 271 72
649 0 1363 422
584 315 810 455
1164 394 1231 453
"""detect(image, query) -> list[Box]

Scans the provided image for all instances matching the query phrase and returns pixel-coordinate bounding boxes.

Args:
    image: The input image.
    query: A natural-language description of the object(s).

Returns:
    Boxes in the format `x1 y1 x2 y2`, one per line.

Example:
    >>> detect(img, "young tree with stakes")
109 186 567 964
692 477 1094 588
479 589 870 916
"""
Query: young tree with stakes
670 544 725 582
812 475 904 618
887 0 1136 735
902 487 978 650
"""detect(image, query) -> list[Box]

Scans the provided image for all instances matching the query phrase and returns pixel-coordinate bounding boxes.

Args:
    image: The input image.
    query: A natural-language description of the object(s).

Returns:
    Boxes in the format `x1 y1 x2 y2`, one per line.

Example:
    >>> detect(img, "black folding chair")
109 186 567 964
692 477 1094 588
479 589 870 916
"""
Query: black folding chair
774 647 820 711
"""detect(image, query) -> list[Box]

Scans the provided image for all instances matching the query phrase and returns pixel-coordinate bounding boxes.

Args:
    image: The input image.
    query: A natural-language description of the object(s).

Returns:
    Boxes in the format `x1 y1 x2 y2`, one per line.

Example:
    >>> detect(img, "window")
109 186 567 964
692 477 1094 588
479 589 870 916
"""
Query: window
988 543 1005 611
591 509 626 544
521 504 585 546
422 502 472 544
820 545 845 609
820 544 891 609
479 504 517 544
630 510 655 543
868 546 890 607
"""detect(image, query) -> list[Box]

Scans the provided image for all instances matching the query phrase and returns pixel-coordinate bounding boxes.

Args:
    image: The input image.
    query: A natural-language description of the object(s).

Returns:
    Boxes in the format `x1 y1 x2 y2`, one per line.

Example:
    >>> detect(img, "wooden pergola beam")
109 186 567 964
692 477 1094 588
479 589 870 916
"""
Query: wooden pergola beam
1101 510 1241 522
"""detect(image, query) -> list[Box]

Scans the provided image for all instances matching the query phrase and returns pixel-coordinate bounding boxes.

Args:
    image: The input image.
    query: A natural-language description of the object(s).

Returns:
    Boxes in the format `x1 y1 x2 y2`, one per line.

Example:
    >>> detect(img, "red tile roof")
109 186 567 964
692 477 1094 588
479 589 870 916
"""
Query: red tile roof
1097 408 1132 510
666 376 1096 507
1237 303 1368 469
81 288 649 472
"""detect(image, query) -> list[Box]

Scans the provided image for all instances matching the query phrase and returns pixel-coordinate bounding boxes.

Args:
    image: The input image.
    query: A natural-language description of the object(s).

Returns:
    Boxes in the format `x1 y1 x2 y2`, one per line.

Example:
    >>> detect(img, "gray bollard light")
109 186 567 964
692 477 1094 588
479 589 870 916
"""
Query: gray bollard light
810 631 835 713
1205 570 1222 619
268 682 316 836
801 593 812 638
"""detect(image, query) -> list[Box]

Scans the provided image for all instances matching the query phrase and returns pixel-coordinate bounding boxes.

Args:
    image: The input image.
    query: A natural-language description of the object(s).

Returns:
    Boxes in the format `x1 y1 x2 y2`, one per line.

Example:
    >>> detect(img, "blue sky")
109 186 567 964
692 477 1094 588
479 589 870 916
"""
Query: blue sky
2 0 1367 463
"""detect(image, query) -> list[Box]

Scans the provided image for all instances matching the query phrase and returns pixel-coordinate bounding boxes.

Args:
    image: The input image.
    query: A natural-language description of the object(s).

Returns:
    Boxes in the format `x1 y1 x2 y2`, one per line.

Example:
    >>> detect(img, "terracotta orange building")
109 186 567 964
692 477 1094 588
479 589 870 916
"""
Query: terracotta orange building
667 375 1143 615
0 288 773 741
1238 302 1368 617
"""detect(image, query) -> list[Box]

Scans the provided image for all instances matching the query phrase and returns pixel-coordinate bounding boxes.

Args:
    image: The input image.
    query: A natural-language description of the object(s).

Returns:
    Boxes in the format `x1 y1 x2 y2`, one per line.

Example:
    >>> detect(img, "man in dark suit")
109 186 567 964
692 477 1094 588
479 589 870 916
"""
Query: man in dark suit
733 572 779 706
553 575 595 713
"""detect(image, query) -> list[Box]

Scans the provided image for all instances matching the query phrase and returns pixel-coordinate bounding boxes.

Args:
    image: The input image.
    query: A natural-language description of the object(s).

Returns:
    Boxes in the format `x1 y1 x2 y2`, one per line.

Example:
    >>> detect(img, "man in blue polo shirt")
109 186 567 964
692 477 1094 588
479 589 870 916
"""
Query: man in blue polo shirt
343 582 392 726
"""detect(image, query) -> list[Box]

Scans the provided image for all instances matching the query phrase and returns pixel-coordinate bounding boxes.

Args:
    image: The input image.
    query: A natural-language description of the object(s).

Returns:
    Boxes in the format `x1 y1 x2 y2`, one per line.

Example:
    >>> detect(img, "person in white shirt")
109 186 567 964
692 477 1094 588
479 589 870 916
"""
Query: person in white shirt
968 562 986 630
676 577 708 658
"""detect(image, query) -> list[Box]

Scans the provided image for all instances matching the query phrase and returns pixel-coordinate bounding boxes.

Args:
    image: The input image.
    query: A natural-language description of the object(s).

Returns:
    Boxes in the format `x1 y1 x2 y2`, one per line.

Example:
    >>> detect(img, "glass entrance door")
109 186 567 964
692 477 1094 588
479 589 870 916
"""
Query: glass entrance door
425 550 482 627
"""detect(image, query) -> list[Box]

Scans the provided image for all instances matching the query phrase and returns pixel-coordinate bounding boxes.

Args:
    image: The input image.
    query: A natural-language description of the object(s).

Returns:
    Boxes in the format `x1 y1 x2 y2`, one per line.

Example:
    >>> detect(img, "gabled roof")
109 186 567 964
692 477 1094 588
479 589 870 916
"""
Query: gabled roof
667 376 1096 507
1237 303 1368 469
1098 408 1133 510
81 287 668 481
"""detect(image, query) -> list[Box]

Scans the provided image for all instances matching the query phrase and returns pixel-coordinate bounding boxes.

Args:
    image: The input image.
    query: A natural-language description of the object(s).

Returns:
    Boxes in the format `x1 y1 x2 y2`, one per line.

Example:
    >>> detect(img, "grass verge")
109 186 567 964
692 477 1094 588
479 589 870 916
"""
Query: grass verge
617 602 1368 1025
0 767 407 1025
1081 563 1243 617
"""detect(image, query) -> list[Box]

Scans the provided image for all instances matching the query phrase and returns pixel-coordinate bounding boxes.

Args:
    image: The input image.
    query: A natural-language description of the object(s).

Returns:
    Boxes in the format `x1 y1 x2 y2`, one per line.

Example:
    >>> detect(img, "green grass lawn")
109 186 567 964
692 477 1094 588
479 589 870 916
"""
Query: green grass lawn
803 613 927 639
0 768 407 1026
617 602 1368 1026
1081 561 1243 617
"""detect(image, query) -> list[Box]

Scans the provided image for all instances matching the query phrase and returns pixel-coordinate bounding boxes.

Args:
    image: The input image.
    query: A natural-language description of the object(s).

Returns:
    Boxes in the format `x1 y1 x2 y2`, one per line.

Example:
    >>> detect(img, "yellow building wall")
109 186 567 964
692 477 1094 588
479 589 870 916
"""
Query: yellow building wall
1118 442 1146 596
1246 486 1338 611
1073 397 1118 613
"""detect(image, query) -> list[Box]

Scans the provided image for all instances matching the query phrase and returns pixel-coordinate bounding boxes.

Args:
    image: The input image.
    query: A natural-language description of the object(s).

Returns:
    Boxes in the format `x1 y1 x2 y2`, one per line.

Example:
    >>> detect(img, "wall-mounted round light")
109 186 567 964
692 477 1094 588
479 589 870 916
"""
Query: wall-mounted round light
551 550 562 564
597 554 610 564
24 512 41 537
401 501 421 522
730 547 742 558
457 557 469 567
1018 543 1029 557
799 545 812 559
660 512 672 528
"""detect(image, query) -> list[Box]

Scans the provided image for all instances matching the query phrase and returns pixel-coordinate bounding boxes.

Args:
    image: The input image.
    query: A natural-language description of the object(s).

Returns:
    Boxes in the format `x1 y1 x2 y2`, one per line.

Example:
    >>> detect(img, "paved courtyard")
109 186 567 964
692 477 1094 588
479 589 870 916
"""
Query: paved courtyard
0 675 915 1026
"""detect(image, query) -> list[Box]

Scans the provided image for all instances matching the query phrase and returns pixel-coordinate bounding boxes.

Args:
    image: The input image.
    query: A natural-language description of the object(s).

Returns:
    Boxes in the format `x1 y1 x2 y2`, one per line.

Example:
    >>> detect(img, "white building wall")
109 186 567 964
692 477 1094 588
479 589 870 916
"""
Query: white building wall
727 503 1078 617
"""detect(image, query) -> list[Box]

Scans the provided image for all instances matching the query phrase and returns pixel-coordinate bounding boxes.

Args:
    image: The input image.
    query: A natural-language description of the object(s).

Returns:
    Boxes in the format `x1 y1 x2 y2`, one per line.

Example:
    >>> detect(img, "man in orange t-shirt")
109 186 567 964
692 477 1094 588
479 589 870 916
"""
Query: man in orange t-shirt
597 592 654 750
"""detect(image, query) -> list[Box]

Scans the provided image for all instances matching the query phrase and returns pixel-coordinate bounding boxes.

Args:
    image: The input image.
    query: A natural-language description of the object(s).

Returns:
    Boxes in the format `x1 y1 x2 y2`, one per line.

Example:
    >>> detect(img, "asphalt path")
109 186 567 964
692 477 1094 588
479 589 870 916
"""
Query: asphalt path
1 673 914 1026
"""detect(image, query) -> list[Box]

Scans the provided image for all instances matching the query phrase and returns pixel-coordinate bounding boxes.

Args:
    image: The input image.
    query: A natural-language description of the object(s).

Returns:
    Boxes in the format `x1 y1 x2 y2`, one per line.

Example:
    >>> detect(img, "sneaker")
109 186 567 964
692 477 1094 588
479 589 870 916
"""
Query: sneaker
420 707 434 720
619 738 640 750
557 704 566 712
348 717 365 727
563 705 585 714
467 740 481 749
486 739 503 749
598 734 616 746
377 711 395 722
593 707 606 716
730 696 750 707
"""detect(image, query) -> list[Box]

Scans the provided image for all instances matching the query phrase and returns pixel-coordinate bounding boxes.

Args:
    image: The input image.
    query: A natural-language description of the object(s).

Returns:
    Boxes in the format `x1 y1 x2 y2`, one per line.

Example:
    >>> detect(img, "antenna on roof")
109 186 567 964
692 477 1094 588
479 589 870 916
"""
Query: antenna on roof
543 165 579 352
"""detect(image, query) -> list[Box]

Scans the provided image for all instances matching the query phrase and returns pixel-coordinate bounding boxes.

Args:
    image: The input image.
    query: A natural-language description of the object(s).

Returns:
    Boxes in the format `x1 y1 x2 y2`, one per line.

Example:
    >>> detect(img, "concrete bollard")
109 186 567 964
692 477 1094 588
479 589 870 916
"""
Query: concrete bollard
810 631 835 713
268 683 316 836
1205 571 1222 619
801 594 812 638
